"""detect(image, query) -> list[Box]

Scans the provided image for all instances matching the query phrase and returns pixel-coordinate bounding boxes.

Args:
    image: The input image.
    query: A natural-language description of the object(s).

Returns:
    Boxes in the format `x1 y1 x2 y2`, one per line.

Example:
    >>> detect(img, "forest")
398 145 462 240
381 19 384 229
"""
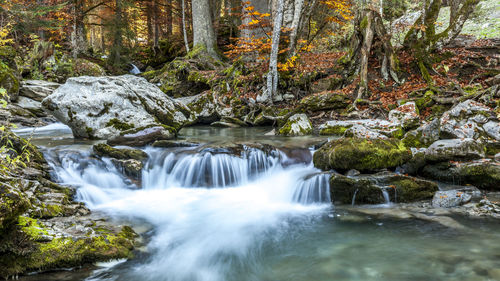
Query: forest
0 0 499 280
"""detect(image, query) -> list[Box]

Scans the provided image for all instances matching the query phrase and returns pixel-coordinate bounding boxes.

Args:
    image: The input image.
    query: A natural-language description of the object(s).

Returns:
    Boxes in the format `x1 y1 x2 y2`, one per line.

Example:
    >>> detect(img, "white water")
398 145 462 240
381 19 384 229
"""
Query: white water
47 147 330 281
129 64 141 75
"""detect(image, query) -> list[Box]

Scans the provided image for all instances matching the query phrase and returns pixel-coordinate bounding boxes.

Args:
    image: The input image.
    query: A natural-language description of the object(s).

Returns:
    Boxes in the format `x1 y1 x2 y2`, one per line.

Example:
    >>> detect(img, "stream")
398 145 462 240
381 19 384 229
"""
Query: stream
15 125 500 281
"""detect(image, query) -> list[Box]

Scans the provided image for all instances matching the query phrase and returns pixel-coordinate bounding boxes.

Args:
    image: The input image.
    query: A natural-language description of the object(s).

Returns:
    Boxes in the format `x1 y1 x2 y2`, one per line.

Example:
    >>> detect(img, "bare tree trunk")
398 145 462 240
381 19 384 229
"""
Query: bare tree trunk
72 0 87 58
182 0 190 52
288 0 305 56
110 0 123 65
153 0 160 50
166 0 173 36
192 0 218 57
356 10 374 101
260 0 284 104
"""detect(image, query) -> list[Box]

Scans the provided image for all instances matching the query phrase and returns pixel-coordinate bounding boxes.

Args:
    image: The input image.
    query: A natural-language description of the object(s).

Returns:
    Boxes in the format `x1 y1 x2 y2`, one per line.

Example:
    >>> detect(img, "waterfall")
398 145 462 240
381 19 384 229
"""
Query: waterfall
129 64 141 75
292 173 331 204
45 145 330 281
382 189 390 204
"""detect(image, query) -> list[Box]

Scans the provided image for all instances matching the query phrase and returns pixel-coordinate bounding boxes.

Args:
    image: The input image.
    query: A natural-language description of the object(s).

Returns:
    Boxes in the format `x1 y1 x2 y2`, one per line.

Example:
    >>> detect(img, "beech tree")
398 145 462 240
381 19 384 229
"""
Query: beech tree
192 0 218 57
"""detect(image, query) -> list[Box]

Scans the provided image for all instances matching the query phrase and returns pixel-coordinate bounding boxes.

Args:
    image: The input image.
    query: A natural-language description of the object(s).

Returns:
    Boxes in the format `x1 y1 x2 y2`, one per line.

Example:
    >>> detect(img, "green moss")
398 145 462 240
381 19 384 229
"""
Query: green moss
386 177 438 203
17 216 48 240
360 15 369 30
319 125 351 136
313 138 411 172
391 126 405 139
330 174 384 204
93 143 148 161
106 118 135 131
0 61 19 99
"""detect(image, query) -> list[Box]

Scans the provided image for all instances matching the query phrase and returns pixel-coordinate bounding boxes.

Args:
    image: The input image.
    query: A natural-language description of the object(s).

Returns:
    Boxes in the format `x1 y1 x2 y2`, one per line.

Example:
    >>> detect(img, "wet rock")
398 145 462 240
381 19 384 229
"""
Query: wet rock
278 113 312 136
152 140 200 148
210 121 241 128
16 96 46 117
422 160 500 190
299 92 349 112
19 80 60 102
111 158 144 180
425 139 485 162
439 100 498 141
93 143 148 161
107 125 175 147
330 173 385 204
432 190 475 208
42 75 191 139
313 138 411 172
388 102 420 130
402 119 440 148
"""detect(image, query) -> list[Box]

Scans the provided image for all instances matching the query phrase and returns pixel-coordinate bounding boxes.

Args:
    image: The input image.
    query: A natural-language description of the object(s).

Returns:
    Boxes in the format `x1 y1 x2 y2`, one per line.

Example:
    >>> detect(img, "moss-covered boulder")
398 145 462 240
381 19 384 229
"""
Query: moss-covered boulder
149 46 222 98
278 113 313 136
93 143 148 161
177 92 218 124
381 174 438 203
73 58 106 76
314 138 411 172
299 92 350 112
422 160 500 190
107 125 176 147
388 102 420 130
319 119 403 139
424 138 485 162
0 61 20 101
402 119 440 148
330 174 385 204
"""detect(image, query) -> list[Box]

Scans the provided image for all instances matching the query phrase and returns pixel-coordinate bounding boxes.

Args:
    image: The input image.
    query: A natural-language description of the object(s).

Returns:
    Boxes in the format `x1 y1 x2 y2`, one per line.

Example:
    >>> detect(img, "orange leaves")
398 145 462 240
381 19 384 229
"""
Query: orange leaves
321 0 354 22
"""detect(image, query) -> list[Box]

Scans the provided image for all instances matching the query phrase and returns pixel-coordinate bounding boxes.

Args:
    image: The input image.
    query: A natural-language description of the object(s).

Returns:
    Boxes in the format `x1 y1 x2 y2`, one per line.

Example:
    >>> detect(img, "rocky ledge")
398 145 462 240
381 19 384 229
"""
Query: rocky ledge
0 131 137 279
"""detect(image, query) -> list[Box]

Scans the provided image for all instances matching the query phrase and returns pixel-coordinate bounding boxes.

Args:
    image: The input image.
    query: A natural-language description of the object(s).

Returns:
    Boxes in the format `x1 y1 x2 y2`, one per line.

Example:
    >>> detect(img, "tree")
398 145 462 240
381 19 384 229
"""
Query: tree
404 0 480 84
191 0 218 57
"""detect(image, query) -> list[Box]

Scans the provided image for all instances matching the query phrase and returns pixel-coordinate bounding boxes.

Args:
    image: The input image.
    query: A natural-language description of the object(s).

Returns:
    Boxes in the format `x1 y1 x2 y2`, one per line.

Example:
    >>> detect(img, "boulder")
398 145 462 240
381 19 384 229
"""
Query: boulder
176 92 218 124
73 58 106 77
313 138 411 172
299 92 349 112
422 160 500 190
0 61 19 102
439 100 498 141
20 80 60 101
329 172 438 204
15 96 46 117
278 113 312 136
388 102 420 130
402 119 440 148
42 75 192 140
93 143 148 161
425 138 485 162
107 125 175 146
432 190 473 208
319 119 403 139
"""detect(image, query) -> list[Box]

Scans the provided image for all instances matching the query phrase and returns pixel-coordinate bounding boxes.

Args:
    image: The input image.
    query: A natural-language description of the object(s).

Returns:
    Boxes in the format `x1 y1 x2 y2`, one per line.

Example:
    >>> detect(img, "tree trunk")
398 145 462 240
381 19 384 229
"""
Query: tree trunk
192 0 218 57
110 0 123 65
288 0 305 56
260 0 284 104
344 8 399 101
166 0 173 36
72 0 87 58
182 0 190 52
146 0 154 46
153 0 160 50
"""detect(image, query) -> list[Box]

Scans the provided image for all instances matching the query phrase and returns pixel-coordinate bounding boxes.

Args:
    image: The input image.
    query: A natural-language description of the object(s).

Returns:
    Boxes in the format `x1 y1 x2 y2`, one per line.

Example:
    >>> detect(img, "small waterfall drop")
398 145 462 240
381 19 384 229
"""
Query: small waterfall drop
351 189 359 206
129 64 141 75
292 173 331 204
382 189 391 204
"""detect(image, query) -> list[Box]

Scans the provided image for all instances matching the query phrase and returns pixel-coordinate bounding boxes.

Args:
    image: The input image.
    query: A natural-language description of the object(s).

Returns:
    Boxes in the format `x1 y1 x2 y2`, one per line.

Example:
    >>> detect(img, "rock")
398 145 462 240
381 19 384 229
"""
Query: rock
319 119 403 139
344 124 388 139
73 58 106 76
16 96 46 117
402 119 440 148
20 80 60 102
432 190 472 208
251 106 290 127
210 121 241 128
483 120 500 141
425 139 485 162
111 159 144 181
152 140 200 148
42 75 191 139
0 61 20 101
93 143 148 161
278 113 312 136
329 172 437 204
388 102 420 130
439 100 498 141
299 92 349 112
107 125 175 146
330 173 385 204
313 138 411 172
422 160 500 190
495 153 500 161
485 73 500 86
176 92 218 124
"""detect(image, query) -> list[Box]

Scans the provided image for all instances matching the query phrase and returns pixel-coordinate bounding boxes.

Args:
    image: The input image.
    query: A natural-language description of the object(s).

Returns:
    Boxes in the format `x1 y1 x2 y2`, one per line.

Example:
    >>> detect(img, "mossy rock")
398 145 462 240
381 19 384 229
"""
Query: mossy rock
313 138 411 172
0 61 20 101
299 92 350 112
382 175 438 203
93 143 148 161
73 58 106 77
330 174 385 204
278 113 312 136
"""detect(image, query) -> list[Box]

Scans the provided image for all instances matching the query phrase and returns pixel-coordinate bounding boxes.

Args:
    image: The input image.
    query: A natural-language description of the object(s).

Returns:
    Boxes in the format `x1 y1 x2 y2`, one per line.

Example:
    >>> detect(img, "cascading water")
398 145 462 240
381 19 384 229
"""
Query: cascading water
45 145 331 281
